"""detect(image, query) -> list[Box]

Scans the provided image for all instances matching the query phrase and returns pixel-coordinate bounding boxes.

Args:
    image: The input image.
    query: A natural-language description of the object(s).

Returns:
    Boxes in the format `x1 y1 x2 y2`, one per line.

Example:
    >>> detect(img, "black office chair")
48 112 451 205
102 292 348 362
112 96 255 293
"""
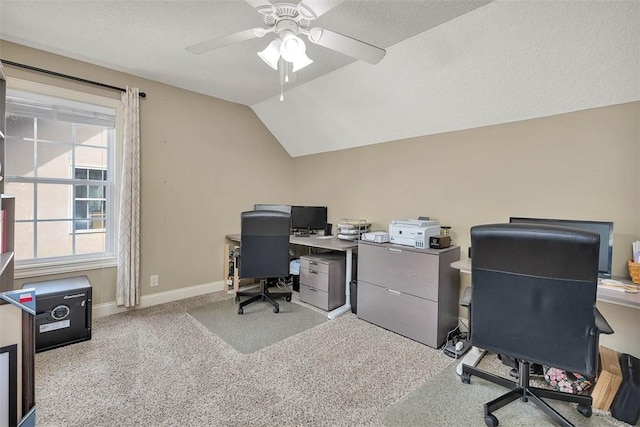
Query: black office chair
461 223 614 427
235 210 292 315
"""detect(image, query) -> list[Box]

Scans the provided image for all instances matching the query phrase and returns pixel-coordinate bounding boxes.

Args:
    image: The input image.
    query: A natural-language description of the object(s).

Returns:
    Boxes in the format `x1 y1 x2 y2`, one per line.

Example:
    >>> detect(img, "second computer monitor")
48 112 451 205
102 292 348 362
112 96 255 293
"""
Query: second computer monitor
291 206 327 232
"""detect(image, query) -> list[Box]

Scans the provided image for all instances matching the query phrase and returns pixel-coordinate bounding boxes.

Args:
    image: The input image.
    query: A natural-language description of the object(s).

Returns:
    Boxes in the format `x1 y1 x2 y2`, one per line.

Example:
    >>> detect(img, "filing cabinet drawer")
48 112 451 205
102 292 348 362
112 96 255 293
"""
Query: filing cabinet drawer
358 242 439 301
300 284 329 311
300 267 330 292
357 281 440 348
300 256 332 274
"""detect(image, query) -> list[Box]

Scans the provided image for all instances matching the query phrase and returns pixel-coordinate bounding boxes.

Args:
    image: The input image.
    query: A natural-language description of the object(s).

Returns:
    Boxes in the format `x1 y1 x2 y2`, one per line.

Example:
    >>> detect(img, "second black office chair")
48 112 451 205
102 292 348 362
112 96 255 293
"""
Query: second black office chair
235 210 292 314
461 223 613 427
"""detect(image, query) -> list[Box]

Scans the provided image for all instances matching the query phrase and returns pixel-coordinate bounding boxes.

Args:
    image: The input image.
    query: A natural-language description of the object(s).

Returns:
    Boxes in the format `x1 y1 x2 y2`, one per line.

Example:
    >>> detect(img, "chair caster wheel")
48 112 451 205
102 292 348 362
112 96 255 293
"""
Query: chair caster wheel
273 306 279 313
484 414 499 427
461 372 471 384
577 404 592 418
285 295 291 302
235 296 240 302
238 307 243 315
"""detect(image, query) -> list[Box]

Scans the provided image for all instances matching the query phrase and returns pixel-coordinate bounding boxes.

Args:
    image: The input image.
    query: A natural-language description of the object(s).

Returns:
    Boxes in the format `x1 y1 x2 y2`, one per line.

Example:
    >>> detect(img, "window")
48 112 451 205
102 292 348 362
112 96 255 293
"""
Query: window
4 79 122 276
74 167 107 231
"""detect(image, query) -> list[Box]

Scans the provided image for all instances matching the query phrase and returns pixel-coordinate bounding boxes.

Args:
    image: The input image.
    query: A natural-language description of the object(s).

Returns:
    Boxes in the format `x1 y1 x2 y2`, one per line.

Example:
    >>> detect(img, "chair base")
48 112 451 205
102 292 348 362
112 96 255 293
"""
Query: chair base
461 360 592 427
235 280 292 314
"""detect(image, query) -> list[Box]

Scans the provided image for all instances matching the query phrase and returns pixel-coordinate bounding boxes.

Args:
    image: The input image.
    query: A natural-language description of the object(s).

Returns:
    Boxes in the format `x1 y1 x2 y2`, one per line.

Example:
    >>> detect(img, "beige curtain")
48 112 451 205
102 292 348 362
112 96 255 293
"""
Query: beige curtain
116 87 141 307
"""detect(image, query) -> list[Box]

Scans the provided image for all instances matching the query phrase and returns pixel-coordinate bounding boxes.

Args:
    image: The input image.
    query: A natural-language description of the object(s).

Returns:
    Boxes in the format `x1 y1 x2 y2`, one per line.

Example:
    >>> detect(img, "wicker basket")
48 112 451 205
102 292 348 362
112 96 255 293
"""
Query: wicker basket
629 259 640 284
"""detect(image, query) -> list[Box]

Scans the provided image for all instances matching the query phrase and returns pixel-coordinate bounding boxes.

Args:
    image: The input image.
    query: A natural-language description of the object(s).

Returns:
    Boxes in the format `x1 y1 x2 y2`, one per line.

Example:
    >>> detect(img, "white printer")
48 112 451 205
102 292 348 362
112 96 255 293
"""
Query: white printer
389 219 441 249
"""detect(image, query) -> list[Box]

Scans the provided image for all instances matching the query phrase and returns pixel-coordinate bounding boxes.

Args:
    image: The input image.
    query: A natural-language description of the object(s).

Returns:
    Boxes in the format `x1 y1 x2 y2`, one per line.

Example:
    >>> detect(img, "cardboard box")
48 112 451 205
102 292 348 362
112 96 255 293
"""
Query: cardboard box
591 345 623 411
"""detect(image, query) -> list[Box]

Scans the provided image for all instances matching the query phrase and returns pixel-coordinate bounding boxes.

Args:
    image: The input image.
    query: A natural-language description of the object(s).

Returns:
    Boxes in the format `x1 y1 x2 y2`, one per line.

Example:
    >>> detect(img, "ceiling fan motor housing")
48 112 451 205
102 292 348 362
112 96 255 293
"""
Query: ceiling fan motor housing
263 3 311 32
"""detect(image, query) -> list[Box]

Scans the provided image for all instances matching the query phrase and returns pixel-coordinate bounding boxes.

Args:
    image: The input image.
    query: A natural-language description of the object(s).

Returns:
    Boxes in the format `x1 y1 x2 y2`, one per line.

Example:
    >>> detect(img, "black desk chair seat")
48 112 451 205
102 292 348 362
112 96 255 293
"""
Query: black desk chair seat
461 223 613 427
235 210 292 314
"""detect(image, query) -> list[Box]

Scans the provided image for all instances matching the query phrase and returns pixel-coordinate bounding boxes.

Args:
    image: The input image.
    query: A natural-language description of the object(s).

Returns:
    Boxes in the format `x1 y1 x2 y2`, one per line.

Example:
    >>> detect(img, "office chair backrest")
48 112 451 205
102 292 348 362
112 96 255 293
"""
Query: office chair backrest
470 223 600 375
240 210 291 279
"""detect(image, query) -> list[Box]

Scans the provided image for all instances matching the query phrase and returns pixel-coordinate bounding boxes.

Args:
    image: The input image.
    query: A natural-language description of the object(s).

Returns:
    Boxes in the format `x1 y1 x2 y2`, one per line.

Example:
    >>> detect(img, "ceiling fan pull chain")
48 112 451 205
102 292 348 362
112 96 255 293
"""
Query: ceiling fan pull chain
280 61 284 102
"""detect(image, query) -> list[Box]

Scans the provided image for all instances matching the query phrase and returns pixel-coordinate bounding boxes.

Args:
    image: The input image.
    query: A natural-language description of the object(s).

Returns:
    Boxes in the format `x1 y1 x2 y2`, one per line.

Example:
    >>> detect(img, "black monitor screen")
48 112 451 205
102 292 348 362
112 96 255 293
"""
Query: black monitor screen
509 217 614 278
291 206 327 231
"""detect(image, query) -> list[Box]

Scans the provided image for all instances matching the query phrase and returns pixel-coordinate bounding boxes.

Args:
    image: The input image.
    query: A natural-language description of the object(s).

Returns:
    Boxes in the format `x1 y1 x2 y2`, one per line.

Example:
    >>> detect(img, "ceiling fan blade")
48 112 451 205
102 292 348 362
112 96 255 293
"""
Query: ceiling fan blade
297 0 346 19
186 29 265 55
244 0 274 15
307 28 386 64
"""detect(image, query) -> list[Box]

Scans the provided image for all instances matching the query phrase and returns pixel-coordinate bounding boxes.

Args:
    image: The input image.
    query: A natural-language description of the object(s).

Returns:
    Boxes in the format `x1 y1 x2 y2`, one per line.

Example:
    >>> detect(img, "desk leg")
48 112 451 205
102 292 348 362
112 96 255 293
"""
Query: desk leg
233 255 239 296
456 346 486 376
327 248 353 319
224 244 232 294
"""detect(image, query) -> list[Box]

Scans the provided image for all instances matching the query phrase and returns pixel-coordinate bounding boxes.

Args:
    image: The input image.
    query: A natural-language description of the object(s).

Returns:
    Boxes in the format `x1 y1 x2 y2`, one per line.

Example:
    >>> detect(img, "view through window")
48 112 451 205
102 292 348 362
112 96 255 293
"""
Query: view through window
4 87 117 267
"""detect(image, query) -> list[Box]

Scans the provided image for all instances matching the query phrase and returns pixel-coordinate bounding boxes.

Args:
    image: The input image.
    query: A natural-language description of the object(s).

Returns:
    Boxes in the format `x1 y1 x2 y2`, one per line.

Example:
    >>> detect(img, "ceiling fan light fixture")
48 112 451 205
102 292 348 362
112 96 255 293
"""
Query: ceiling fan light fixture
291 53 313 72
279 31 306 62
257 39 282 70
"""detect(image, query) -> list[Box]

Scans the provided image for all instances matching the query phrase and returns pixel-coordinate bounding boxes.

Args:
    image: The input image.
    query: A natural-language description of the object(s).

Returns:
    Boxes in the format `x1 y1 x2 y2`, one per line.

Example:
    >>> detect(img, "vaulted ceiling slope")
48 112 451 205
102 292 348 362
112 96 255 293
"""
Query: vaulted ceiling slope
254 0 640 157
0 0 490 106
0 1 638 158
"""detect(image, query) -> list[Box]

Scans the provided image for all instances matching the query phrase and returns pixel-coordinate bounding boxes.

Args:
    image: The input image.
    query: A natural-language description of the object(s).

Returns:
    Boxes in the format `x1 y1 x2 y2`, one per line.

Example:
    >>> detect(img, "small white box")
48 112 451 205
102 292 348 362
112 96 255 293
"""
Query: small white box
362 231 390 243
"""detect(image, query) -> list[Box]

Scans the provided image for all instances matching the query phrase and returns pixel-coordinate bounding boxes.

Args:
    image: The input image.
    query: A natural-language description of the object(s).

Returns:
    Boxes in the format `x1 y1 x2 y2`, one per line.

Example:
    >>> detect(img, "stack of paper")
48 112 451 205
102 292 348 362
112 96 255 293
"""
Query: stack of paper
337 219 371 241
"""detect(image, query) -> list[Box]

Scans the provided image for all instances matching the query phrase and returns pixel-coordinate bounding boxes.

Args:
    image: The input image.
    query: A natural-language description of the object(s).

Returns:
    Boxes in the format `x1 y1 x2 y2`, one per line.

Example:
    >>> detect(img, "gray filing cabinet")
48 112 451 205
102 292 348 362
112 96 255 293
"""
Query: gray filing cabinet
357 241 460 348
299 253 346 311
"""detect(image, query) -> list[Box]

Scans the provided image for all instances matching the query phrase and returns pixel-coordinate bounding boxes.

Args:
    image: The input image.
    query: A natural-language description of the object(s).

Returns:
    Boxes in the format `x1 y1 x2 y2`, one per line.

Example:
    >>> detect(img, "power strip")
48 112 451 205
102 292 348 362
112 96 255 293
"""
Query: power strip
443 340 471 359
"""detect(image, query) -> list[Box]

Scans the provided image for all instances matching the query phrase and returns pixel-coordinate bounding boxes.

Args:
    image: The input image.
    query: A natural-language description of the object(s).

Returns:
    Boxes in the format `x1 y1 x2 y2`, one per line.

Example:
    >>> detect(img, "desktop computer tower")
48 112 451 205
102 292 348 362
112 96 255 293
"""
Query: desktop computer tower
23 276 92 353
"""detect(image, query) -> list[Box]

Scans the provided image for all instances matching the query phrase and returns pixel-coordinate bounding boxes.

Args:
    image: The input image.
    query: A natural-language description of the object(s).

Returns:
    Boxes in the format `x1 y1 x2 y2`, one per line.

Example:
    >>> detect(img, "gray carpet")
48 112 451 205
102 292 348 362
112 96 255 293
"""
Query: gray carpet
384 352 632 427
187 295 327 353
34 291 632 427
34 291 453 426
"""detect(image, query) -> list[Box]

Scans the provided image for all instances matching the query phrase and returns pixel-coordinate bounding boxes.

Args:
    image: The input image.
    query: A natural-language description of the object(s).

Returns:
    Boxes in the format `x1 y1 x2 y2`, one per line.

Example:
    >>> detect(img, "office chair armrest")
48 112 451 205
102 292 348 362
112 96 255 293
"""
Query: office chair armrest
595 308 614 335
460 286 472 308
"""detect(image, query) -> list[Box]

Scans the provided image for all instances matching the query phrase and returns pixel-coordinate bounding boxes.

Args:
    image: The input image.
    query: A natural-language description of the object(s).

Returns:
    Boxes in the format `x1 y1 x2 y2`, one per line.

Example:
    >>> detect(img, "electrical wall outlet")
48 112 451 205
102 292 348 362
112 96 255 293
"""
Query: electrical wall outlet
150 274 159 287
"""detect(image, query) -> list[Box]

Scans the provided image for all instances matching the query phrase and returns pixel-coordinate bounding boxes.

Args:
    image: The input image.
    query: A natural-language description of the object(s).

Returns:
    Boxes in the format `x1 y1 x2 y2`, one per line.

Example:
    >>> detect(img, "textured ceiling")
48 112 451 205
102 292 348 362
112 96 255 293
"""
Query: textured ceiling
253 0 639 156
0 1 638 158
0 0 490 106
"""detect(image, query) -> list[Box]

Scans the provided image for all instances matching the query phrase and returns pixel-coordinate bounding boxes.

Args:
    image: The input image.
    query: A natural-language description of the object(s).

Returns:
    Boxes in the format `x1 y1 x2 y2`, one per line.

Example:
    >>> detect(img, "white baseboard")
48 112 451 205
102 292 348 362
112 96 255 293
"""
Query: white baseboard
93 280 226 318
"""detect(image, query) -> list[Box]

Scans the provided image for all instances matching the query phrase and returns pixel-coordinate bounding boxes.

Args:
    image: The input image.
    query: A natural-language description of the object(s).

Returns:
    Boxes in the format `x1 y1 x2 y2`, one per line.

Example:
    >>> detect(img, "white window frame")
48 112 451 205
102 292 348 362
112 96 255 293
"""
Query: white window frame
73 166 108 233
6 78 123 279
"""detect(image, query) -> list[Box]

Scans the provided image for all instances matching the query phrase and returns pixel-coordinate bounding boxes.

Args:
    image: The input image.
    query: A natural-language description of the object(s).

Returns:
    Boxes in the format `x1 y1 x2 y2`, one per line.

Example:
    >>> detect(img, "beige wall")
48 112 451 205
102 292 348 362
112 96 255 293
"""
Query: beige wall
2 41 294 304
293 102 640 356
2 41 638 356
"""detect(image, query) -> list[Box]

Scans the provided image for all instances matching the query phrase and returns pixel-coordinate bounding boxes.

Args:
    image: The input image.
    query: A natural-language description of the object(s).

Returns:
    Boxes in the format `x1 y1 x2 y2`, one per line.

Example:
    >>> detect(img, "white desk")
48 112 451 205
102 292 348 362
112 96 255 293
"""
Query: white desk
225 234 357 319
451 258 640 375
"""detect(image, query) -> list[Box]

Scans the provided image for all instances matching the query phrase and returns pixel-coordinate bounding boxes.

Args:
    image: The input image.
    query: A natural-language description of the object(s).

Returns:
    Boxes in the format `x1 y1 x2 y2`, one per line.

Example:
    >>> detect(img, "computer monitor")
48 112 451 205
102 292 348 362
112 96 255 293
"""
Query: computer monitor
253 204 291 215
509 217 614 278
291 206 327 232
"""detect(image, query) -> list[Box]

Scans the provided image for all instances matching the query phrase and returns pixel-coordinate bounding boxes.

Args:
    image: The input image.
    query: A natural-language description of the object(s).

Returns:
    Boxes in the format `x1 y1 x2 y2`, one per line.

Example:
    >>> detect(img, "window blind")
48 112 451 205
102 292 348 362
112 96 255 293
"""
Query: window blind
6 94 116 128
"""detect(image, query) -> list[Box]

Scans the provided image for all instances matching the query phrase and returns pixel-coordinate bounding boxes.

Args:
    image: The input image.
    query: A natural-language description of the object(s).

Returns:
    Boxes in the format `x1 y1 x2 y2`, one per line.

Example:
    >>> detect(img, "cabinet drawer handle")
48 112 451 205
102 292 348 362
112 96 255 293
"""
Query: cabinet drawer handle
386 289 401 296
308 287 317 292
309 270 318 274
387 248 402 253
309 261 318 265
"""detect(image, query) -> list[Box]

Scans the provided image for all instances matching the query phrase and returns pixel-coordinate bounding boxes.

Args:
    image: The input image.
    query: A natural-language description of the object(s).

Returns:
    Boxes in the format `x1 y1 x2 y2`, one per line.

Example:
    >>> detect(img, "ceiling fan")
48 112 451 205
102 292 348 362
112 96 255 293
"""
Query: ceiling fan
186 0 386 77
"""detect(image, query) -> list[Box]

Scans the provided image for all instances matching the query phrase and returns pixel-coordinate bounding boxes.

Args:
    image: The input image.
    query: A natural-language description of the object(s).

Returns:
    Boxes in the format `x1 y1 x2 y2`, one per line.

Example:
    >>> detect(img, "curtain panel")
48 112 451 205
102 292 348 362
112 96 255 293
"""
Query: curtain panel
116 87 141 307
